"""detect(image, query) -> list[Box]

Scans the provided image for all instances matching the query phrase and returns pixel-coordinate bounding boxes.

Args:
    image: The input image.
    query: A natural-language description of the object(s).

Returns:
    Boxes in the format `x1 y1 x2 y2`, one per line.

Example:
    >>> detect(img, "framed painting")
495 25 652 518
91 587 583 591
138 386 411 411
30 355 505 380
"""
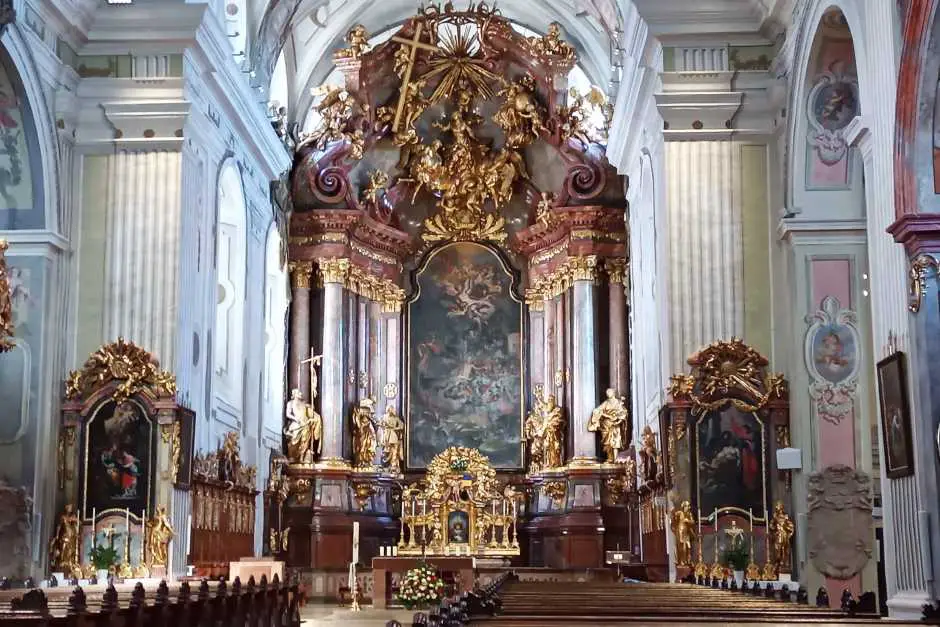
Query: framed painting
175 407 196 490
82 399 155 519
693 406 767 517
877 352 914 479
406 241 524 469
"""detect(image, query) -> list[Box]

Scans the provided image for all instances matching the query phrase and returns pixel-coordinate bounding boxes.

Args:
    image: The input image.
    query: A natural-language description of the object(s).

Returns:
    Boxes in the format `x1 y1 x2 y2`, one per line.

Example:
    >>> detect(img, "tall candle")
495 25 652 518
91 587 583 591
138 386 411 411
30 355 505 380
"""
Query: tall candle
749 508 753 531
698 508 702 537
352 521 360 564
186 514 192 555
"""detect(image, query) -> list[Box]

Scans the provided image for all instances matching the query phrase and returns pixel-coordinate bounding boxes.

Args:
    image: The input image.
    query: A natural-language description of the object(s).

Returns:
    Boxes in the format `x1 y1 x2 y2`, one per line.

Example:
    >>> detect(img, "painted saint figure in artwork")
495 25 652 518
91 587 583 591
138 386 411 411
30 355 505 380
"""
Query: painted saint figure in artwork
102 402 142 498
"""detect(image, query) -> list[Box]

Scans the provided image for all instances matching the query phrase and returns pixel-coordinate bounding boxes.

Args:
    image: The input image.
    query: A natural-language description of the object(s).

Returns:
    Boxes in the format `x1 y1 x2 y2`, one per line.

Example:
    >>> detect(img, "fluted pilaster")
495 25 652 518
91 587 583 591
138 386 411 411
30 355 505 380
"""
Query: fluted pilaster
102 150 183 365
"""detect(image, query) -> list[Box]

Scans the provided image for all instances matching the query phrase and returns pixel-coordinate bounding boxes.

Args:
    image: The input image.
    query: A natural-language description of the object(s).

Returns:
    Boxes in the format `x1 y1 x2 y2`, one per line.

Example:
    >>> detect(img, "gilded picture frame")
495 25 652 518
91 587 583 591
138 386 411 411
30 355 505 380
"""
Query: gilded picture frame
877 351 914 479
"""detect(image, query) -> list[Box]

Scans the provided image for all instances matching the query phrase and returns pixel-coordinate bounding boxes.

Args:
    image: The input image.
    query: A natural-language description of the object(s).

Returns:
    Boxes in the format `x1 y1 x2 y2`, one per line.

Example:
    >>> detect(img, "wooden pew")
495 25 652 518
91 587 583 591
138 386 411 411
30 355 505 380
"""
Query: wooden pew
0 575 302 626
465 580 920 626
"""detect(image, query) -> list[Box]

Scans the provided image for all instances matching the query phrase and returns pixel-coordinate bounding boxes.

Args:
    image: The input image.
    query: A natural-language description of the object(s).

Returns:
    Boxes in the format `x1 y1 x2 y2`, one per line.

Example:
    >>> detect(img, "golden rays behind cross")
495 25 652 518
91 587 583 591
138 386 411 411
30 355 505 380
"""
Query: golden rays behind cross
422 19 499 104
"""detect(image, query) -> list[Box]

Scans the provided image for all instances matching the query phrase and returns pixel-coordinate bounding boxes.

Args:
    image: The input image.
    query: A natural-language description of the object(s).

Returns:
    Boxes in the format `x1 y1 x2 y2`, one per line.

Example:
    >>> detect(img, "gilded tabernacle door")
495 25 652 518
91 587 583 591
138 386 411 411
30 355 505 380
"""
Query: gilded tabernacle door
406 242 524 469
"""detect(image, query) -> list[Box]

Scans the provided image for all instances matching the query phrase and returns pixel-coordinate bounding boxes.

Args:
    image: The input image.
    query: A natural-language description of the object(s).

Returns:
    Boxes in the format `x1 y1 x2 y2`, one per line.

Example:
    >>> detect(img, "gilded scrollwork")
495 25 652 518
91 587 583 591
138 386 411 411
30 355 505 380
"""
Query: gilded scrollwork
65 338 177 403
0 239 13 353
525 22 576 65
669 338 787 413
305 88 368 160
908 253 939 313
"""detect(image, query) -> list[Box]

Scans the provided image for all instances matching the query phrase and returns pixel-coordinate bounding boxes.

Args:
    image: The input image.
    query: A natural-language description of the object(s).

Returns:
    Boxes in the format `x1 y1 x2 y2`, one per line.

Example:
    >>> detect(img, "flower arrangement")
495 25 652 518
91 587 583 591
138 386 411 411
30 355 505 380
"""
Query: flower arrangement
721 544 749 571
396 562 445 609
449 458 470 472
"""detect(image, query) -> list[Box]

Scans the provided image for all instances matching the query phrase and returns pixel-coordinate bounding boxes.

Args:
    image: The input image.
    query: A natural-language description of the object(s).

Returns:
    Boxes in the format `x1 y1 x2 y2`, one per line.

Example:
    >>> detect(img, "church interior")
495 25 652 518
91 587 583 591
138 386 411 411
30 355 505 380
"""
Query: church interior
2 0 940 624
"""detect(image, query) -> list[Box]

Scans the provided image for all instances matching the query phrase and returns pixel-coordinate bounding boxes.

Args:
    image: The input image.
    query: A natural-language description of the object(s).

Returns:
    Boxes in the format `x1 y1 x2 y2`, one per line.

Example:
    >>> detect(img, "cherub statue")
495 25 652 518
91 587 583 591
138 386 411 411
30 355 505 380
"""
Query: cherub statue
0 239 13 352
670 501 696 567
770 501 794 571
284 389 322 464
588 388 628 463
351 398 377 468
337 24 371 59
536 191 555 227
145 506 174 567
380 405 405 472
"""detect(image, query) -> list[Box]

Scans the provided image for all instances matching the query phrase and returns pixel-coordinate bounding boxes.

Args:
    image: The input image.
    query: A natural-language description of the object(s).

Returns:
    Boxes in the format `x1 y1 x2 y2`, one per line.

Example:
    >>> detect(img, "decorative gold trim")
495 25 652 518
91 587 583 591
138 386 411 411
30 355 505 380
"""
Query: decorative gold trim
571 229 626 243
0 239 13 353
908 254 939 313
351 242 398 267
288 261 314 289
531 240 569 266
568 255 599 282
161 420 181 484
314 257 406 312
65 338 176 403
290 233 349 246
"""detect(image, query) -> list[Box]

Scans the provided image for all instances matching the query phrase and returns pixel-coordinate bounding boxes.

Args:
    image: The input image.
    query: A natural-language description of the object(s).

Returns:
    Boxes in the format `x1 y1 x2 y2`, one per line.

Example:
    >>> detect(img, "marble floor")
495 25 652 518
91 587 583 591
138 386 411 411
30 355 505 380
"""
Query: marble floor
300 604 415 626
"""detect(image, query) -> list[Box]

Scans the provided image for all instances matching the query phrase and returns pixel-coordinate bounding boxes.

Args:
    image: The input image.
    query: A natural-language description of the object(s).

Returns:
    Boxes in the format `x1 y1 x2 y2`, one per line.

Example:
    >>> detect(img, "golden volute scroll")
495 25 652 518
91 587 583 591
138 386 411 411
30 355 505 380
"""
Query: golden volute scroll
145 505 174 567
0 239 13 353
285 389 322 464
670 500 696 567
351 398 377 468
49 504 81 574
588 389 628 463
380 405 405 472
770 501 795 571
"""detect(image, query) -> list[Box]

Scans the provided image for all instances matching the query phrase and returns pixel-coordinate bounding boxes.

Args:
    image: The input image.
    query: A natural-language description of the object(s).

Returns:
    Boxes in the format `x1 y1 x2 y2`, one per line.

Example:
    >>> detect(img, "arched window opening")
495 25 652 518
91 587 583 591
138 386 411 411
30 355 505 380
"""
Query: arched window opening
214 160 247 409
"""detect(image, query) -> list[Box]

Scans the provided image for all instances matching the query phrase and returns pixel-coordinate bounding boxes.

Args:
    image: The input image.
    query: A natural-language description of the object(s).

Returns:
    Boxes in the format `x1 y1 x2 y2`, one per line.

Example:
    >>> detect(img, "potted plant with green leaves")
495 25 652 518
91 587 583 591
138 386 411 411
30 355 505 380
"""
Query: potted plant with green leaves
721 543 749 588
89 534 120 583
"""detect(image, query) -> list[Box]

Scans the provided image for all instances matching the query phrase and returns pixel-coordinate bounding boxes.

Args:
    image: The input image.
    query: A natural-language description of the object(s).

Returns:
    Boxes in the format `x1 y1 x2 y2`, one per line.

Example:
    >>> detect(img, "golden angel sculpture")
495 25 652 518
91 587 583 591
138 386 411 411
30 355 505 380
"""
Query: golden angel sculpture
639 425 659 482
380 405 405 472
770 500 794 571
145 506 174 567
525 386 565 473
670 500 696 567
352 398 377 468
49 504 81 574
588 389 628 463
285 388 322 464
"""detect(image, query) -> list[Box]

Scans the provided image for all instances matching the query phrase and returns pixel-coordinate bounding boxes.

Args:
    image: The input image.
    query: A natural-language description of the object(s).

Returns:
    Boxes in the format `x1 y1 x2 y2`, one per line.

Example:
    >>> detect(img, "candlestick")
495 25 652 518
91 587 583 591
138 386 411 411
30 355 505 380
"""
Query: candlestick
352 521 360 564
186 514 192 556
712 508 718 564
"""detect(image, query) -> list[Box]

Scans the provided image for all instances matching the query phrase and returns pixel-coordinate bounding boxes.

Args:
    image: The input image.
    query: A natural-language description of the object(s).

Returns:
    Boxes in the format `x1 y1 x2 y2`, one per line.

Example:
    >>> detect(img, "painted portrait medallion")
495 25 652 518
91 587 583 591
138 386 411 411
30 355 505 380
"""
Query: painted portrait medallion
808 320 857 384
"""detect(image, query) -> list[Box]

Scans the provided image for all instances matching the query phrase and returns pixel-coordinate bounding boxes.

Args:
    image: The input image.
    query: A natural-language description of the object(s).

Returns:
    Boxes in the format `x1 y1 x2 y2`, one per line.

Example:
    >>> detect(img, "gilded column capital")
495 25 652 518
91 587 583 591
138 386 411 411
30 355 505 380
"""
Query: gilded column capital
604 258 627 285
568 255 599 282
288 261 314 289
318 258 351 284
525 288 545 311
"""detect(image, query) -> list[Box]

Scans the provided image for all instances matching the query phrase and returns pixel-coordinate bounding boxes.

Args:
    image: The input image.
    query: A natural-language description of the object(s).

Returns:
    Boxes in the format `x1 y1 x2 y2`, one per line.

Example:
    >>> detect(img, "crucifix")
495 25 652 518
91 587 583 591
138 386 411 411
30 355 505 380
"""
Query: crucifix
390 22 441 133
299 349 323 401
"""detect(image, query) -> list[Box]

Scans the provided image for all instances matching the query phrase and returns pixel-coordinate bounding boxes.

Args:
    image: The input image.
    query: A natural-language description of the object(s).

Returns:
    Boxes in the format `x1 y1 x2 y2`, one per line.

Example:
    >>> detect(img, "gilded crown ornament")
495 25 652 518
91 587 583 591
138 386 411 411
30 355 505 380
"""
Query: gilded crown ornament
65 338 176 403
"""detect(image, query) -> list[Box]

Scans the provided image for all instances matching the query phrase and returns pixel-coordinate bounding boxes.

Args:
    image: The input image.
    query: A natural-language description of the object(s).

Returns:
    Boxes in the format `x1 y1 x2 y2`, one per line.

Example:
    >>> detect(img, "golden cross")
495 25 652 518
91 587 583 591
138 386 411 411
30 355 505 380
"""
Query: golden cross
390 22 441 133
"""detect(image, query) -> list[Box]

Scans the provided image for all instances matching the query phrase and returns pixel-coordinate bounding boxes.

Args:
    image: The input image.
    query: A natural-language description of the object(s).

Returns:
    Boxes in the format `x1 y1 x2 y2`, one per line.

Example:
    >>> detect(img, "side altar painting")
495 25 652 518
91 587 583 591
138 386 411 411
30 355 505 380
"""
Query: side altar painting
408 242 523 468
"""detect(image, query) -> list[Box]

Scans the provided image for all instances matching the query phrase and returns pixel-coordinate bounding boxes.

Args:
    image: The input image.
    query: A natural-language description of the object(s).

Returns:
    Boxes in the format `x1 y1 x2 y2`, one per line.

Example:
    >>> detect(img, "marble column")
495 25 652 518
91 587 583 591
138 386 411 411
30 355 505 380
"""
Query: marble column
553 294 566 406
528 301 545 391
288 262 313 399
570 257 600 461
318 259 350 462
357 295 371 400
542 294 555 396
606 259 629 396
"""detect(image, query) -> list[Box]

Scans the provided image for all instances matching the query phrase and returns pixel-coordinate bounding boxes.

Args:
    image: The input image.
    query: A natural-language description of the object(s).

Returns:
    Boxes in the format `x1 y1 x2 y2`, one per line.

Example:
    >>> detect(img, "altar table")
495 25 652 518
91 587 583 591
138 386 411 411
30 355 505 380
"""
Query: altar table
371 556 475 609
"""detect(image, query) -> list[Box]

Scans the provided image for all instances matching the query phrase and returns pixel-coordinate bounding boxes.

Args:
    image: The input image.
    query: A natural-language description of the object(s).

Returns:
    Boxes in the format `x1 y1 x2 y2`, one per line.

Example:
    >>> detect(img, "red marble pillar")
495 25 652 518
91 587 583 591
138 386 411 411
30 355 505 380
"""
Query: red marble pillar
606 259 628 397
288 262 313 399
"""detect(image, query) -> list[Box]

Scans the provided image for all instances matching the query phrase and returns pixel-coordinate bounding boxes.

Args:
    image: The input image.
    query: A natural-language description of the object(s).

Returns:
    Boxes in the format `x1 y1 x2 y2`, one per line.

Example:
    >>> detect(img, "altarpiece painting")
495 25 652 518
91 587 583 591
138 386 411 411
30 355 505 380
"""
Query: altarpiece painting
407 242 523 469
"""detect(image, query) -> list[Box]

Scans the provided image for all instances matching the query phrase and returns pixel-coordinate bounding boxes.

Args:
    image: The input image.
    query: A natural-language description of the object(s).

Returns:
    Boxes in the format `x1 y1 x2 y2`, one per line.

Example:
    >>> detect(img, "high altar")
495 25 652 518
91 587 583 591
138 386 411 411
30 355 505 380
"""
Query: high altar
271 2 634 570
